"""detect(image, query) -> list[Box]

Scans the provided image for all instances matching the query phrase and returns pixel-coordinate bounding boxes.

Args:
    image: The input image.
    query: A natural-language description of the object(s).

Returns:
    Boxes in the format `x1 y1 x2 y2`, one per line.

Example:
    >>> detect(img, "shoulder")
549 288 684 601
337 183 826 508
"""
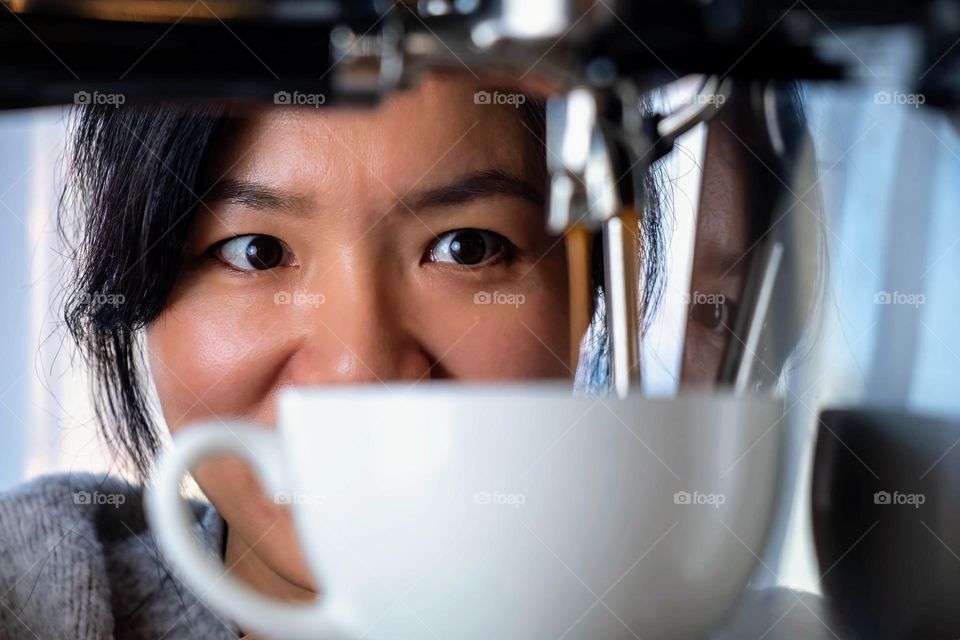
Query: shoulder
0 473 142 638
0 473 235 639
1 470 139 514
0 471 145 561
0 471 217 545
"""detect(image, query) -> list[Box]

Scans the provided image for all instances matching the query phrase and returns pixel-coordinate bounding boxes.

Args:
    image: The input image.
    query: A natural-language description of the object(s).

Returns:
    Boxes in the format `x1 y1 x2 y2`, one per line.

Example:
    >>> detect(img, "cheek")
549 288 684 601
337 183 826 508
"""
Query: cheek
147 293 313 586
414 279 572 379
147 294 287 430
681 324 727 385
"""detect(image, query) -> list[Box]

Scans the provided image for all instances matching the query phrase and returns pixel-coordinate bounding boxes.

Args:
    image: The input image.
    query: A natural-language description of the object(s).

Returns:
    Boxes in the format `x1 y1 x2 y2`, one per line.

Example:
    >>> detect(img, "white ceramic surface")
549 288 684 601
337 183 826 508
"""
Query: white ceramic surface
146 383 784 640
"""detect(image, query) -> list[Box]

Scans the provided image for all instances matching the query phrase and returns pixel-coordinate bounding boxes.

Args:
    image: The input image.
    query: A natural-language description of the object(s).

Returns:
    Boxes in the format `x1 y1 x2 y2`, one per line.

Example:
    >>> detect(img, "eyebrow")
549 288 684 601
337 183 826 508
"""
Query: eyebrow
203 168 544 217
405 169 544 211
204 178 312 216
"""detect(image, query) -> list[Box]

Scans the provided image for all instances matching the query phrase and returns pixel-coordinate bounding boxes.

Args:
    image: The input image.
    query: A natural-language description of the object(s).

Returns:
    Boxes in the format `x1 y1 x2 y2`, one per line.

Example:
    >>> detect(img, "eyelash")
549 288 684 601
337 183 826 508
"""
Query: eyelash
206 234 295 273
424 228 517 267
690 298 739 335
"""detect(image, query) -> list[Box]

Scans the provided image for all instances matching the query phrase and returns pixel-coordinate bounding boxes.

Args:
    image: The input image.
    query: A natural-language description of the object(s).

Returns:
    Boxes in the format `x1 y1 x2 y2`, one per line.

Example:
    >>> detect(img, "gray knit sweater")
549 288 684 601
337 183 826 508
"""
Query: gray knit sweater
0 473 239 639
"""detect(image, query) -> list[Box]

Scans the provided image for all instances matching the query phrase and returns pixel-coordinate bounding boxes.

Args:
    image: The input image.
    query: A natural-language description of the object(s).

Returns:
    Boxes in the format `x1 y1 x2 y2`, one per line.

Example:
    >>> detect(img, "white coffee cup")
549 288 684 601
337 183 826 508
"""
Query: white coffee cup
146 383 783 640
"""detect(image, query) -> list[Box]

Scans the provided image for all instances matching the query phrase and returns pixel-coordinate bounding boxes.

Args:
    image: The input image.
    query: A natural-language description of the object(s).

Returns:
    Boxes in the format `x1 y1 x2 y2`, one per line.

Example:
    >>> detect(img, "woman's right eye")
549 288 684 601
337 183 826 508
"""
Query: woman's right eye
214 234 293 272
691 297 738 335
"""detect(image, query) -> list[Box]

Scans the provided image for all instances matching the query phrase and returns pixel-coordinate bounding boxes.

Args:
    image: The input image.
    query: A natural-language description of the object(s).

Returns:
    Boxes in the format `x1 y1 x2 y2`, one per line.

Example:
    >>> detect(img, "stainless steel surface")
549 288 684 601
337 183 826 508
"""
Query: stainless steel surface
603 210 642 398
657 75 733 144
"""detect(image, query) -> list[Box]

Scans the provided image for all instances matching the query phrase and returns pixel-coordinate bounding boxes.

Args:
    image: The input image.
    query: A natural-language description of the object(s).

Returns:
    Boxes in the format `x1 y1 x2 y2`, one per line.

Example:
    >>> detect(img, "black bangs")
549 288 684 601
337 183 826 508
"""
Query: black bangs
60 102 233 477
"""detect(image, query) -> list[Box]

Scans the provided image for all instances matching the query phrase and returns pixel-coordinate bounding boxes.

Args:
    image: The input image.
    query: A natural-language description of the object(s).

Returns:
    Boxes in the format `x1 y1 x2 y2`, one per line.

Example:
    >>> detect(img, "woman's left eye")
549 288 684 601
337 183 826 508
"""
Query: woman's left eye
215 234 294 272
426 229 513 266
691 297 739 334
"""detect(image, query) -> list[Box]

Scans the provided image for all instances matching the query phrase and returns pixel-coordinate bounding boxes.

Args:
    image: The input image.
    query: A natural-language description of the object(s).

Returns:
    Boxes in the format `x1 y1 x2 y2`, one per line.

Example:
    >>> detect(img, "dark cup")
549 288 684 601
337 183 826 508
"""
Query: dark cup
812 408 960 639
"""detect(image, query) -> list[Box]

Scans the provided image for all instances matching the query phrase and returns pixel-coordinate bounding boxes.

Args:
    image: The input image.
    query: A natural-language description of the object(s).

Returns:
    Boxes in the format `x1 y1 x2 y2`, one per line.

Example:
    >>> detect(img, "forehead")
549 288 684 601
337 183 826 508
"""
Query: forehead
210 76 539 196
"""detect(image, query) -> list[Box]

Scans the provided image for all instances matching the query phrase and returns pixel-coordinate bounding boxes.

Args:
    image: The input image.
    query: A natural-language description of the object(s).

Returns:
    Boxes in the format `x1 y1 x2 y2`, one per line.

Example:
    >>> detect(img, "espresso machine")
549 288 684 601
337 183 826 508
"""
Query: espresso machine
6 1 960 637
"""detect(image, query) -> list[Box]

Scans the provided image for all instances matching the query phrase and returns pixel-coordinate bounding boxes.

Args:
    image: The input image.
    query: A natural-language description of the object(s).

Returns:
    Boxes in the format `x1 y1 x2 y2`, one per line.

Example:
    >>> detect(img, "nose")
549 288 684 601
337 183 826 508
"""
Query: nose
280 261 434 386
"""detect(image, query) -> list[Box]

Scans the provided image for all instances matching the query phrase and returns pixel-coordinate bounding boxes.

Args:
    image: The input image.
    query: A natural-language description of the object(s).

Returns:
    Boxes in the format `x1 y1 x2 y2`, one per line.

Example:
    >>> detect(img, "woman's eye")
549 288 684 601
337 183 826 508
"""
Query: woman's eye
427 229 511 266
691 297 738 334
215 235 292 272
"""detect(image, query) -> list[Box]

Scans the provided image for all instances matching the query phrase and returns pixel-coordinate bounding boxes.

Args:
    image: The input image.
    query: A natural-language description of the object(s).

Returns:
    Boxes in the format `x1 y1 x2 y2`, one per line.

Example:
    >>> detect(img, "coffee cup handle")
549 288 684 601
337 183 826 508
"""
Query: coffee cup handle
145 421 354 640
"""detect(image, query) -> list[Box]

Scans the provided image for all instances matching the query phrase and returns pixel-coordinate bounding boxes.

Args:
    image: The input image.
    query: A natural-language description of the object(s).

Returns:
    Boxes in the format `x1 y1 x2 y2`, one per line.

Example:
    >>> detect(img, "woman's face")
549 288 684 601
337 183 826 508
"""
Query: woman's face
146 75 571 590
681 113 752 385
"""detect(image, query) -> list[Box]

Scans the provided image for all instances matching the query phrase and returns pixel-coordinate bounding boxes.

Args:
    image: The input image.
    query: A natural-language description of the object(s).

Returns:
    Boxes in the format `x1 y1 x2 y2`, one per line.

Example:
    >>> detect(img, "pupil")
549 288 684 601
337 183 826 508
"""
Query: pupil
246 236 283 270
693 302 724 331
450 231 487 265
691 300 737 333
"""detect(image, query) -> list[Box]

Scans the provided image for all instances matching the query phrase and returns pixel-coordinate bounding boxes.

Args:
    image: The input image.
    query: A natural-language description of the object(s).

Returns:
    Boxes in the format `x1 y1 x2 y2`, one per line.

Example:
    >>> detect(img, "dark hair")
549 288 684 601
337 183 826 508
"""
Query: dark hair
61 103 234 477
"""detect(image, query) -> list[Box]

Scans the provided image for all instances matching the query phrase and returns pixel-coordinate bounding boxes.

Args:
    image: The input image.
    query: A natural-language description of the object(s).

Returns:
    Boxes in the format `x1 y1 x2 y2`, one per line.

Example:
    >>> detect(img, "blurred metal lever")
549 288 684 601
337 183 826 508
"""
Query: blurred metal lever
546 87 640 396
655 75 733 156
